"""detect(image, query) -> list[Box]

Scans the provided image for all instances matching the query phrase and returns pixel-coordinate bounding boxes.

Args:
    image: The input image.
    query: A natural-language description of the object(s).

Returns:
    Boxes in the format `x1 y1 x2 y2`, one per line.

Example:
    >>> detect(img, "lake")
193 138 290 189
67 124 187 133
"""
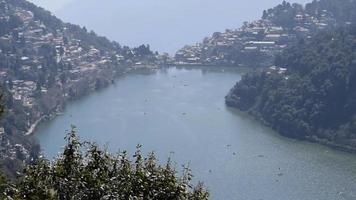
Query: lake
35 66 356 200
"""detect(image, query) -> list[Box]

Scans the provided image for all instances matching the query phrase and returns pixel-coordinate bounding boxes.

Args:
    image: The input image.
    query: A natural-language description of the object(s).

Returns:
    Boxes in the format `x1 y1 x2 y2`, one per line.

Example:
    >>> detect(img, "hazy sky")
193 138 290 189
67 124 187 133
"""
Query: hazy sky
28 0 73 11
29 0 311 54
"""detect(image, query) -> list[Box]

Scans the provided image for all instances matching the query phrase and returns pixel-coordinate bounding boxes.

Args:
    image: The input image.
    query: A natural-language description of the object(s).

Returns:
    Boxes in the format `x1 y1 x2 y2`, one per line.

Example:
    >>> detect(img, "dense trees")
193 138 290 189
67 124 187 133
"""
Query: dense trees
226 26 356 151
0 127 209 200
305 0 356 23
262 1 303 29
0 15 23 36
263 0 356 28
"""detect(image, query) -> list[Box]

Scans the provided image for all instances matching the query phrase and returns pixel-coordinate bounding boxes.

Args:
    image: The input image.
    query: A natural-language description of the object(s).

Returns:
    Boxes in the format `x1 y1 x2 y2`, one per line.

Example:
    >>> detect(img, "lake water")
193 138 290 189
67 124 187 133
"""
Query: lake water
35 66 356 200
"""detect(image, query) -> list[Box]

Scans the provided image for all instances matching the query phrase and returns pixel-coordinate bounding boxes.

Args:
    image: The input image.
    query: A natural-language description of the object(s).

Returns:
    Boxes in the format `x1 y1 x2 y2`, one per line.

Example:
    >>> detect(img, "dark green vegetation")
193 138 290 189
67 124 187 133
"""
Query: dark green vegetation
226 0 356 152
226 26 356 151
262 0 356 29
1 0 355 197
0 127 208 200
175 0 356 67
305 0 356 23
0 0 165 177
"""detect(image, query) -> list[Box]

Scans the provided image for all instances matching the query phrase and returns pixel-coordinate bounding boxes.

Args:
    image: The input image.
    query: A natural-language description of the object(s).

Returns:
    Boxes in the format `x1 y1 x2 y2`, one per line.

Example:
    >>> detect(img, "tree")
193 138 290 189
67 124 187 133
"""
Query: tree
262 10 268 19
226 26 356 150
6 127 209 200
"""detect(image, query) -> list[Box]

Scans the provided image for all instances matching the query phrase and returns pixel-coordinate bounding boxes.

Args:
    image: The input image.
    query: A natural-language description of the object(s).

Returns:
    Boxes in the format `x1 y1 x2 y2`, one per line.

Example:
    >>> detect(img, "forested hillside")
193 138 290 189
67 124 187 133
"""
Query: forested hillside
175 0 355 67
0 0 162 176
226 26 356 152
305 0 356 23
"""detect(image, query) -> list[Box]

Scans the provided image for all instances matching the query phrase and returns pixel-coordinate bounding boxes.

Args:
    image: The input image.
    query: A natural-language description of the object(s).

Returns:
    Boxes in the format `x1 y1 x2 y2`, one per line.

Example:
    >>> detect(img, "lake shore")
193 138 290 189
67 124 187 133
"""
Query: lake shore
25 116 46 136
35 66 356 200
225 93 356 154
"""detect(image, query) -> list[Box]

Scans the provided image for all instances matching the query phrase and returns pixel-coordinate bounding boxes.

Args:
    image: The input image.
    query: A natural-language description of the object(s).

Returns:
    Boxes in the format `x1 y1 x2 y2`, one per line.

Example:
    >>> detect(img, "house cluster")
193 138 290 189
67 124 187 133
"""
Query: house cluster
174 8 337 66
0 0 165 164
0 4 126 111
10 80 36 108
0 126 29 161
0 3 122 136
267 65 288 75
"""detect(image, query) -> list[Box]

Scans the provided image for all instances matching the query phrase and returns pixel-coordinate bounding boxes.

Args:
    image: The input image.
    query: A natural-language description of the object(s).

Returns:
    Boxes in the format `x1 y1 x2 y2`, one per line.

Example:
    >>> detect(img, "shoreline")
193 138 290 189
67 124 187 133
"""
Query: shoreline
24 115 47 136
27 64 356 155
226 95 356 154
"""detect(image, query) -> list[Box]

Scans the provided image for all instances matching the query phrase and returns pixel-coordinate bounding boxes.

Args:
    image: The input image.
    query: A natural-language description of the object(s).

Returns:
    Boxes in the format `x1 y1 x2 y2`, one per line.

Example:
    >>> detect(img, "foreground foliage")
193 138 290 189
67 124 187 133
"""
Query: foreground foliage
226 26 356 151
0 127 209 200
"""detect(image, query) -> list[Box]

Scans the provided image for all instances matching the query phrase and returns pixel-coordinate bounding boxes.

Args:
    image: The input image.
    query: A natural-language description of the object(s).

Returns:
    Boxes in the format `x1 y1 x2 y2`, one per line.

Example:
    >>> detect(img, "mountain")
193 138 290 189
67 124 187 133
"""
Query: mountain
55 0 311 54
174 0 355 67
226 26 356 152
0 0 161 175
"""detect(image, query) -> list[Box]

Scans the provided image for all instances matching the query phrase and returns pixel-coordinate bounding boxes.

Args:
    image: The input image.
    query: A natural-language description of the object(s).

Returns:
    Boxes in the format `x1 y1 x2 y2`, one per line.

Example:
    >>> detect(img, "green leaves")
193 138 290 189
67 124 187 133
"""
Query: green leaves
4 127 209 200
227 26 356 150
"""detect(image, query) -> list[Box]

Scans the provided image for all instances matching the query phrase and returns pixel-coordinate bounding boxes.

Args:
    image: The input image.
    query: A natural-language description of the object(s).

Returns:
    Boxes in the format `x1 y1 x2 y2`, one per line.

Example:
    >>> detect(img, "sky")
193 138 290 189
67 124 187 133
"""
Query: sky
28 0 311 54
28 0 73 11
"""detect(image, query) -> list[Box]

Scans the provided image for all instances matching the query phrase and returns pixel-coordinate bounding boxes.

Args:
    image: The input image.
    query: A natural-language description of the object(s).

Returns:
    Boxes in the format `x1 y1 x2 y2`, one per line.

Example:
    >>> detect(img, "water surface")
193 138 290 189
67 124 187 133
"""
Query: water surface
35 67 356 200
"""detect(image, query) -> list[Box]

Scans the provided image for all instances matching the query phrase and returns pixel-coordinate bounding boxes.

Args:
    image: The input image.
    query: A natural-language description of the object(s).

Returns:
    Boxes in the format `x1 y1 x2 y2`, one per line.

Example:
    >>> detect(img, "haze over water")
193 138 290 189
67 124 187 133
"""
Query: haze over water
35 67 356 200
